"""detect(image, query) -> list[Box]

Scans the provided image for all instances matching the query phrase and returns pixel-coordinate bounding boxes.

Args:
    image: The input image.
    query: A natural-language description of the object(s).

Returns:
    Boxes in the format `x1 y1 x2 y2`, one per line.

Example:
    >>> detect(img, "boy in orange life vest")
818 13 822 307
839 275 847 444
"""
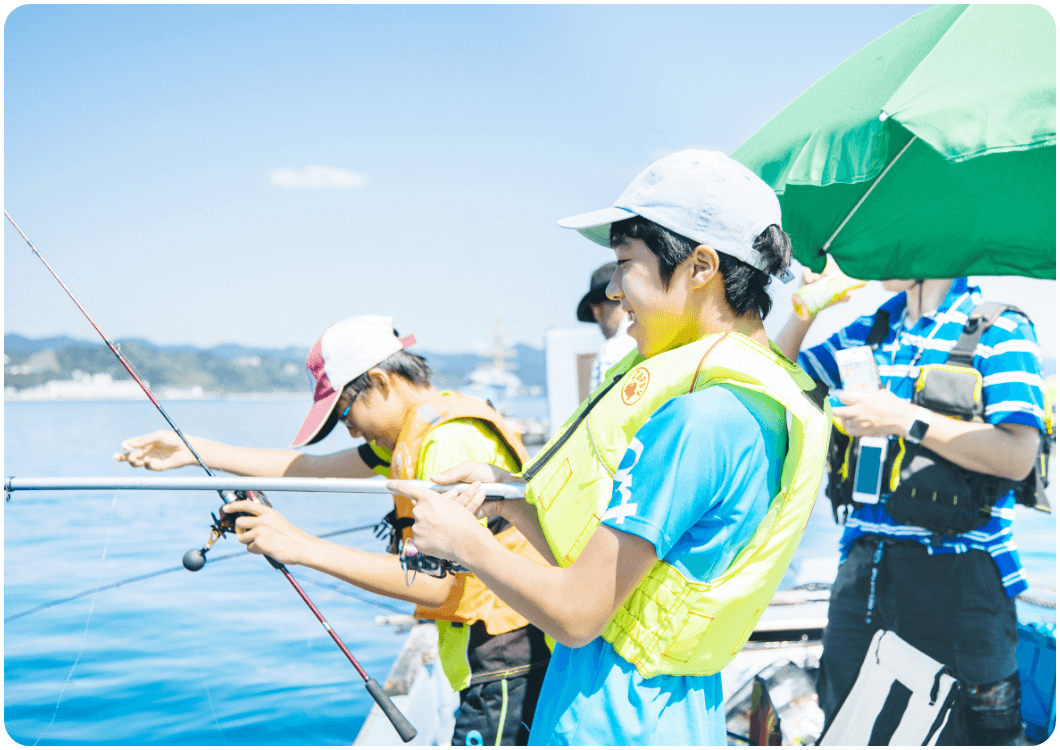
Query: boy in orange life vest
116 315 551 746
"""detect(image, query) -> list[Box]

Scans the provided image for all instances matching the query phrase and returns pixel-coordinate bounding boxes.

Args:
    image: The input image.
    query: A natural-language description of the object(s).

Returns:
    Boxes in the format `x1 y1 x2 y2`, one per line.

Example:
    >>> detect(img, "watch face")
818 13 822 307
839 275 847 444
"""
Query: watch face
908 419 929 443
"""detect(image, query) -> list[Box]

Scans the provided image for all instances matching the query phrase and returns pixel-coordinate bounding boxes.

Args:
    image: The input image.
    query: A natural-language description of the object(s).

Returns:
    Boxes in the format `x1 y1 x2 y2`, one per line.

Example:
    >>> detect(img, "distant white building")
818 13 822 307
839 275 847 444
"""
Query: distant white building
5 350 61 375
11 371 148 401
7 371 212 401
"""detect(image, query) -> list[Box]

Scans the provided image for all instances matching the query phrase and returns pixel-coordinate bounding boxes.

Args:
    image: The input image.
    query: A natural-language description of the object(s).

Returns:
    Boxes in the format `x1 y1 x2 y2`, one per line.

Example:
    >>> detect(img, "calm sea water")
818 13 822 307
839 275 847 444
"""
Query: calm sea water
4 398 1056 745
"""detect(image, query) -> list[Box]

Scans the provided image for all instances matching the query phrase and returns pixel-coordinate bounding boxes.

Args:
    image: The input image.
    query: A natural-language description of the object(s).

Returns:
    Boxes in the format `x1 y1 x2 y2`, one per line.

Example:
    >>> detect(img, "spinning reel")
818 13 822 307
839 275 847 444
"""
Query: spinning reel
183 489 275 571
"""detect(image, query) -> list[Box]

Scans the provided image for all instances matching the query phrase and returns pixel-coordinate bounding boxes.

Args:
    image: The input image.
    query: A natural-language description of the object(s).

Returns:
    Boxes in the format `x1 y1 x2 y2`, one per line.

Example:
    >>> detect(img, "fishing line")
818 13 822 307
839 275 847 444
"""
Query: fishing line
294 574 412 615
34 495 118 746
4 212 214 475
6 523 379 624
190 643 227 744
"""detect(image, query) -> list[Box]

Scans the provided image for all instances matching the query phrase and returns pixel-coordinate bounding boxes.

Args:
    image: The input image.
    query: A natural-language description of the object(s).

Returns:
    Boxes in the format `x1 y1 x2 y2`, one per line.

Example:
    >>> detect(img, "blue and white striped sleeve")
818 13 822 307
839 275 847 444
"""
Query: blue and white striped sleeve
797 314 876 390
975 310 1045 432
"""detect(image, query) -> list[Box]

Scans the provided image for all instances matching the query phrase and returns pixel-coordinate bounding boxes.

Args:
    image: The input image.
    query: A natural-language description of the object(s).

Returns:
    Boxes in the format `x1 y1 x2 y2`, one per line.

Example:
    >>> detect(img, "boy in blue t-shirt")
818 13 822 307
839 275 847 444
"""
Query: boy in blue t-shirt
528 386 787 744
390 150 815 744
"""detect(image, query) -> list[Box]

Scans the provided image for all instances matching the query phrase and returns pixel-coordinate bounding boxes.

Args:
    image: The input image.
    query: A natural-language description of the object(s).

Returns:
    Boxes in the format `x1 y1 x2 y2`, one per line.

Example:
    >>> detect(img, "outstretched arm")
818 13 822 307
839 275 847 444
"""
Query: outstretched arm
115 429 378 478
388 480 658 647
223 499 453 607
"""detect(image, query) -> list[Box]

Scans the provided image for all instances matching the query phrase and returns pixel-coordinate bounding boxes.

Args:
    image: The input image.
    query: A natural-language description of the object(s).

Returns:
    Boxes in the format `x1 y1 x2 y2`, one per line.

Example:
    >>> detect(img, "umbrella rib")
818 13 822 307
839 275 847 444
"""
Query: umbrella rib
820 135 919 256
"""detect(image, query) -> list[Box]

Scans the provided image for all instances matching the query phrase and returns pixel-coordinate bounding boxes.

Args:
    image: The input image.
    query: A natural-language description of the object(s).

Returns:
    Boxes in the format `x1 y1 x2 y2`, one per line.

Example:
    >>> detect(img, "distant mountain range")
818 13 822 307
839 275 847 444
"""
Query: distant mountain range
7 332 1050 396
3 333 309 364
3 334 547 394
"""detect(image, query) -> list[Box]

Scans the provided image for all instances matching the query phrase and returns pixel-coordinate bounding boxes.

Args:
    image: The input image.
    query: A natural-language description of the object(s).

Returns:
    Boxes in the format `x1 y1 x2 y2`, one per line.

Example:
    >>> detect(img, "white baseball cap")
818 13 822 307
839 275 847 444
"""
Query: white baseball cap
292 315 416 447
558 150 787 277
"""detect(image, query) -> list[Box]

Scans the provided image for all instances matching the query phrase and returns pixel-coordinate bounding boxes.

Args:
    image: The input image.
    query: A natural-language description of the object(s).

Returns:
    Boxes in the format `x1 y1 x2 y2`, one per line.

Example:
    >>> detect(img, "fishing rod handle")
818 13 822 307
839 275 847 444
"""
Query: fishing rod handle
365 678 418 743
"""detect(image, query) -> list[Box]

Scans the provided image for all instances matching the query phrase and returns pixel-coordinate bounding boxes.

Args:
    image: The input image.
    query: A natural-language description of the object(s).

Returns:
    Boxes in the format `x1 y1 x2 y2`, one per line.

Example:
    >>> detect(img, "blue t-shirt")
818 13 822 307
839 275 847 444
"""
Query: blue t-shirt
798 278 1046 597
528 385 788 745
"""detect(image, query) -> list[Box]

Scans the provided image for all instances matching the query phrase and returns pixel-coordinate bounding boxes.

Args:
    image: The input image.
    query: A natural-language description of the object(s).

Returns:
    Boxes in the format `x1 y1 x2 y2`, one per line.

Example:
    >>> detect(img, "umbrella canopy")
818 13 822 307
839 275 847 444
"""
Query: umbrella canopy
732 4 1055 280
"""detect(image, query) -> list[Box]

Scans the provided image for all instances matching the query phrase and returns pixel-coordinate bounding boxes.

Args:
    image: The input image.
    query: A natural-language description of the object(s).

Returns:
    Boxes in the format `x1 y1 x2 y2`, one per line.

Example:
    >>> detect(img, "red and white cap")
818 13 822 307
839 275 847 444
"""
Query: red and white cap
291 315 416 447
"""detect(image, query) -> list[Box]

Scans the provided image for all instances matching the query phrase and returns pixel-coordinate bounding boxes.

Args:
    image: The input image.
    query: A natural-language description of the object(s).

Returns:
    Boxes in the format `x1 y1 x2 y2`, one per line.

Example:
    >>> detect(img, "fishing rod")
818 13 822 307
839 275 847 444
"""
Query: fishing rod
5 476 527 498
5 475 524 582
5 212 417 742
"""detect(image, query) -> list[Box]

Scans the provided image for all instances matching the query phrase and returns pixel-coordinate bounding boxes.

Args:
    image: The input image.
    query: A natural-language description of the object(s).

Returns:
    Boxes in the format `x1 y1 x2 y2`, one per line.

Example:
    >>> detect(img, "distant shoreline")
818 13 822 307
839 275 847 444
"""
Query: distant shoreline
4 391 311 403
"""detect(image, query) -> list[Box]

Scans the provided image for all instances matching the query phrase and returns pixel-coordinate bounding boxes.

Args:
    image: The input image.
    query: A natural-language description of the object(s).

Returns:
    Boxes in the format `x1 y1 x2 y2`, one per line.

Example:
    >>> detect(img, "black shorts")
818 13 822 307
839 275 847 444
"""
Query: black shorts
451 622 551 746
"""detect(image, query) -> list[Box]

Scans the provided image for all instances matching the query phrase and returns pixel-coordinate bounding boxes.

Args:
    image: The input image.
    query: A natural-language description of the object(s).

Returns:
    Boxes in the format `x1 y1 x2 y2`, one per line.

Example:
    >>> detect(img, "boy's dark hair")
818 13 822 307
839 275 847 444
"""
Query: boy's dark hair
340 348 432 403
609 216 792 319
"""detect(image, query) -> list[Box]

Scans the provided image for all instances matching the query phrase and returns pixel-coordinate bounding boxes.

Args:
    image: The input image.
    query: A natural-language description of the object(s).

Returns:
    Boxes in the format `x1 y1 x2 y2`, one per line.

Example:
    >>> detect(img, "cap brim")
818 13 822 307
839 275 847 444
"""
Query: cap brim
291 390 343 448
558 206 638 248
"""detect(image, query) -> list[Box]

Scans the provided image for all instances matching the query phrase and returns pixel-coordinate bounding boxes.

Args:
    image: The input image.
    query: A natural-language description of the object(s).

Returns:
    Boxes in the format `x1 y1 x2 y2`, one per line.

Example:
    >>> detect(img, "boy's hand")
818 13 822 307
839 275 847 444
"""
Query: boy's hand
222 500 316 566
429 461 515 486
114 430 197 471
387 480 492 561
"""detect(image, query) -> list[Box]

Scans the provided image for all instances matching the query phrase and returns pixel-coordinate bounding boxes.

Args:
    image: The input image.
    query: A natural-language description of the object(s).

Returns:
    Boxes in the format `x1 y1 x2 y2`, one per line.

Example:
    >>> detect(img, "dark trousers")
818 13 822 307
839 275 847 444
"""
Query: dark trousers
453 667 547 746
451 622 551 746
817 537 1023 745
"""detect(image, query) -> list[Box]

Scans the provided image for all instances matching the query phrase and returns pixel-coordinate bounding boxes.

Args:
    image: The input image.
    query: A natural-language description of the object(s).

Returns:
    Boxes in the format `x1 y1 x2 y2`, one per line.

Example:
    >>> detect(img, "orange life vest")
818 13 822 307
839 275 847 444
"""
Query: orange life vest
389 393 536 634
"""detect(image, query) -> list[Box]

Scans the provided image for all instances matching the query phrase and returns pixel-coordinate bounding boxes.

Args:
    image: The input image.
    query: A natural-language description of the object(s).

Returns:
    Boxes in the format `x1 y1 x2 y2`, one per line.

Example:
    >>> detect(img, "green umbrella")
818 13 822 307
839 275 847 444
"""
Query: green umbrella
732 4 1055 280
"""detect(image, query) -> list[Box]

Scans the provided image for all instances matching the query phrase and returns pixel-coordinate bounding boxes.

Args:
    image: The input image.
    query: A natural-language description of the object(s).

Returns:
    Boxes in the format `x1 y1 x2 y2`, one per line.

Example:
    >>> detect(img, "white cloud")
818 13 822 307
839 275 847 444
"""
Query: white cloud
269 166 368 190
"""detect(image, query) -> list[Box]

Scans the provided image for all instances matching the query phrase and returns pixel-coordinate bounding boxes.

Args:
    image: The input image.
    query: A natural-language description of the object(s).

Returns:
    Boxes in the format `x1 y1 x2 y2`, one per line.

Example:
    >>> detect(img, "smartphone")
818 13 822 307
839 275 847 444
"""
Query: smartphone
835 346 881 392
852 436 888 504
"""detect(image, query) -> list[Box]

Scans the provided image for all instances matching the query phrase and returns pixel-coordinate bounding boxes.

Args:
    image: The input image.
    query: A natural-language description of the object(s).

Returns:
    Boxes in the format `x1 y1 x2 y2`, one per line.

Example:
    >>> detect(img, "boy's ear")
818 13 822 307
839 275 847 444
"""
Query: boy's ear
367 368 391 399
688 245 720 289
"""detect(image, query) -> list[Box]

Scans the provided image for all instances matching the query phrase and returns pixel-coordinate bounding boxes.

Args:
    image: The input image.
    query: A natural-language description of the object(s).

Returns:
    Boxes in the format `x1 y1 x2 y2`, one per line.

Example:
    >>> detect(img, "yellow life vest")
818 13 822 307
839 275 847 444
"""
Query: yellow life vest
389 393 542 691
521 332 831 678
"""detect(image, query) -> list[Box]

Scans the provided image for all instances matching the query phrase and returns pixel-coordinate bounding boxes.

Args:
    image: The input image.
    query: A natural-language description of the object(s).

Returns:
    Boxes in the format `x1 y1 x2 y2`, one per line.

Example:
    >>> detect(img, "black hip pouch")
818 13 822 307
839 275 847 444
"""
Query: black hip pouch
885 366 986 537
885 439 995 538
884 363 1016 538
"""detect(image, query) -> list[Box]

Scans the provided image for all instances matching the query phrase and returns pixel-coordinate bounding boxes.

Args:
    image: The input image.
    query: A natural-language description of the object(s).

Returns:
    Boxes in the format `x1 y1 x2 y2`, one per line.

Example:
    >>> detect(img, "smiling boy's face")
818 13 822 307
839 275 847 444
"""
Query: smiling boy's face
607 238 699 358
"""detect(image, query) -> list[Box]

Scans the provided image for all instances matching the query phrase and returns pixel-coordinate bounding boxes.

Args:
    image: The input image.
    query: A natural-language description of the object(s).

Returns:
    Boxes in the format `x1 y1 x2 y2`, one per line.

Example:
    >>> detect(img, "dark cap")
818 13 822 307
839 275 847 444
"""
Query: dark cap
576 262 617 323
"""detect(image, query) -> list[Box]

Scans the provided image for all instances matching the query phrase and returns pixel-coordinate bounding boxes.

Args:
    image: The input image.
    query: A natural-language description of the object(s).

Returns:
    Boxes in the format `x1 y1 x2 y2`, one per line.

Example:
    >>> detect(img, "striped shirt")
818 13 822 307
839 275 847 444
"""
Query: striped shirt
799 278 1045 597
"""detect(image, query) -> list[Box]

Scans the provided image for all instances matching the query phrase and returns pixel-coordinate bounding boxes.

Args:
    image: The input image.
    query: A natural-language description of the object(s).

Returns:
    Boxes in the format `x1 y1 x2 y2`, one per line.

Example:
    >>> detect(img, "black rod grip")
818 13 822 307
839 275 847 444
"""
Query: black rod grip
365 678 417 743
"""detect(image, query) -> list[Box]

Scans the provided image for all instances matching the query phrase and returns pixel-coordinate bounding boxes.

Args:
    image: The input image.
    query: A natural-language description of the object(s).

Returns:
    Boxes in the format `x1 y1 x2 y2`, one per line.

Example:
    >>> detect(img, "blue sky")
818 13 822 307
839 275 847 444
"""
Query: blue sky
4 4 1054 357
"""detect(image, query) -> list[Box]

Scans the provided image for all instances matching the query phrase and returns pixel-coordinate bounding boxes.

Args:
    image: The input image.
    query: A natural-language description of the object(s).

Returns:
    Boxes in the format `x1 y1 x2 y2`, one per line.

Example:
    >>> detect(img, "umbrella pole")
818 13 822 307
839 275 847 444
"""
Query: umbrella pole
819 135 918 256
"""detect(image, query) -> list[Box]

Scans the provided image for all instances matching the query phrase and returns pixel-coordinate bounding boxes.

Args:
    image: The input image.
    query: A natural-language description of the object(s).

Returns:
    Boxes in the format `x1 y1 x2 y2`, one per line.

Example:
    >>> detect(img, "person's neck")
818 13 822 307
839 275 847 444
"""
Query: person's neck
681 296 770 350
400 384 442 410
719 313 770 348
905 279 954 323
384 384 442 449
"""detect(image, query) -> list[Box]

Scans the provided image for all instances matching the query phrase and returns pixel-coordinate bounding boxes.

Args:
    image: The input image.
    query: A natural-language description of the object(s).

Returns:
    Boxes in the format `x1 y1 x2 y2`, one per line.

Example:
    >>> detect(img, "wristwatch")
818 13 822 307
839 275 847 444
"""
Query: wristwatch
906 406 932 444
